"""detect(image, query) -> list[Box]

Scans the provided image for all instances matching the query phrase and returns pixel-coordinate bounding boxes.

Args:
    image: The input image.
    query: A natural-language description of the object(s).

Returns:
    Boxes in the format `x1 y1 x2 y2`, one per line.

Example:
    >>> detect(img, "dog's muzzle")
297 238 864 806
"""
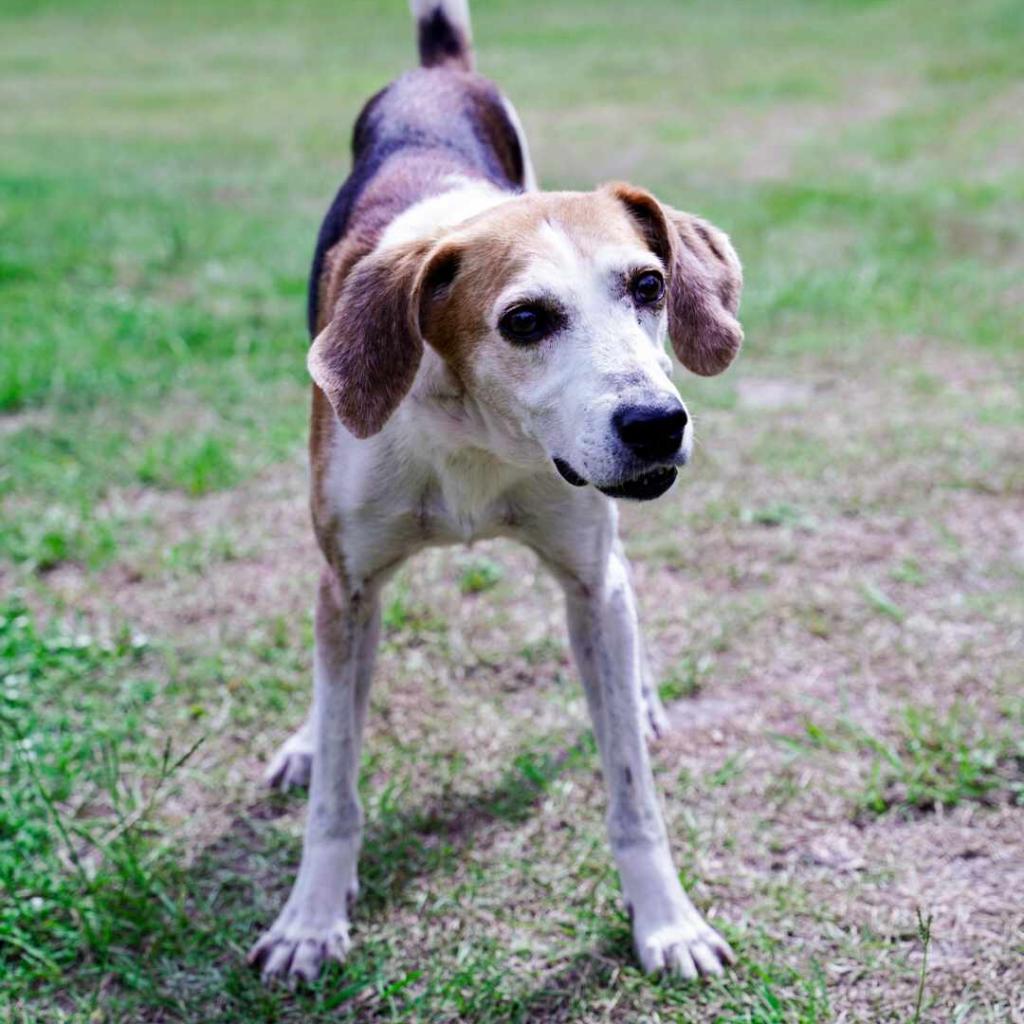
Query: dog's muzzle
553 398 688 502
553 458 680 502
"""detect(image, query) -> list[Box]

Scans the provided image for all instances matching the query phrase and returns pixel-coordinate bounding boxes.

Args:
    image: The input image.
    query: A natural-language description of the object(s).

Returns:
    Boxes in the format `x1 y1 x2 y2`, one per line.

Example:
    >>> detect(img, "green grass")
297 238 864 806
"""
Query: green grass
0 598 185 984
659 654 712 703
1 596 827 1021
137 433 242 495
775 704 1024 819
855 704 1024 818
2 0 1022 1020
458 558 505 595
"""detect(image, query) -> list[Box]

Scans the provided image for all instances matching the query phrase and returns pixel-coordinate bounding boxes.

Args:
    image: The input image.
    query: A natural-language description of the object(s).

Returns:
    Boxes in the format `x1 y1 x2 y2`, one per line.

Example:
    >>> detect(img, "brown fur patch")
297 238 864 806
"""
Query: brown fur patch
417 189 649 372
308 384 341 571
316 152 473 335
544 188 662 256
605 182 744 376
418 217 526 377
309 237 442 440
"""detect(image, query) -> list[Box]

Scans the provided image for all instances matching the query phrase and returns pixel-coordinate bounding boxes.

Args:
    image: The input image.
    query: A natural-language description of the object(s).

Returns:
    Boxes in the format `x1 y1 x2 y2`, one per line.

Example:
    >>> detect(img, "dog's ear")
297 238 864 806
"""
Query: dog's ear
607 182 743 376
308 239 461 438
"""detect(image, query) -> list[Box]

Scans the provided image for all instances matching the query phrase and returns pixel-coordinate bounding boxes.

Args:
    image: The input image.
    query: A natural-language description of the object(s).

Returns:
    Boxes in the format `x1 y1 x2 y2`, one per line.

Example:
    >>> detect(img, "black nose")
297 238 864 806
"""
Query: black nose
613 402 688 461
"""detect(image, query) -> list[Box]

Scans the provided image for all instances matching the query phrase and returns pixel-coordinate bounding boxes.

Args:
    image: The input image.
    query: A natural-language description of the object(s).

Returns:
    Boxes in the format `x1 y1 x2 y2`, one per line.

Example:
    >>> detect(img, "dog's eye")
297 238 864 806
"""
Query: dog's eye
499 305 549 344
632 271 665 306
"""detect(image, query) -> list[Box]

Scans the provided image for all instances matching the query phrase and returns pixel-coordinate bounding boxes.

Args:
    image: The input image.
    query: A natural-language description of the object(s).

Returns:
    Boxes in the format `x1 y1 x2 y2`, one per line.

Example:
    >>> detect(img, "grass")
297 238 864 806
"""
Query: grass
775 703 1023 819
855 704 1024 818
1 0 1022 1020
911 911 934 1024
0 598 185 984
659 654 712 703
458 558 505 595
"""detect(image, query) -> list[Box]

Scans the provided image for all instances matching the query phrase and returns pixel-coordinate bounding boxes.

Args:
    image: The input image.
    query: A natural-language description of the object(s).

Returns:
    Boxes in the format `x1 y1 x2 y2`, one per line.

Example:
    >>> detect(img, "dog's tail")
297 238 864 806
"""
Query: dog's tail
410 0 474 72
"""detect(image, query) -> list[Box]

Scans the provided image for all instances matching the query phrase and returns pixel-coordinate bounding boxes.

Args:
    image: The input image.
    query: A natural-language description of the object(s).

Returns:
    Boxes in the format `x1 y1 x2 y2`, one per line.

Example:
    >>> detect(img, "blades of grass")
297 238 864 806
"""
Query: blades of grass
0 930 60 973
7 735 100 949
911 908 934 1024
861 581 906 623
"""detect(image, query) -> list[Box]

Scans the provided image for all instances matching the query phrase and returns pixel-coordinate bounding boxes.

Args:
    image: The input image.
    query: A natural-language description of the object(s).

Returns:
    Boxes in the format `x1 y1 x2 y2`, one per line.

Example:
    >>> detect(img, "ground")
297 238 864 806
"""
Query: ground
1 0 1022 1021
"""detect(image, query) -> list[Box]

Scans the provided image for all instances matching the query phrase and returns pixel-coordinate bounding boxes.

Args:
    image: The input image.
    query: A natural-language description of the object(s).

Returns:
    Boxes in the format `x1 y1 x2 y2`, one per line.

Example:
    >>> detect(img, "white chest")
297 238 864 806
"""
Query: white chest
323 436 530 584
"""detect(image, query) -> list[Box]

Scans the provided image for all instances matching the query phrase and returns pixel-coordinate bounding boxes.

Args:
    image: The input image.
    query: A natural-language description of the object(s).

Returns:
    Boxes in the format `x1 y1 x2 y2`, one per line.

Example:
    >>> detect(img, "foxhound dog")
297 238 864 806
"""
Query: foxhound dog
249 0 744 985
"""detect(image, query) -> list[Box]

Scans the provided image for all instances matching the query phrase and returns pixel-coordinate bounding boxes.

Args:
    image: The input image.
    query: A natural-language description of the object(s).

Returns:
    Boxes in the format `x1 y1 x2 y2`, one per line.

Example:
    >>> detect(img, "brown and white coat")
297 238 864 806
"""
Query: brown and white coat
249 0 744 985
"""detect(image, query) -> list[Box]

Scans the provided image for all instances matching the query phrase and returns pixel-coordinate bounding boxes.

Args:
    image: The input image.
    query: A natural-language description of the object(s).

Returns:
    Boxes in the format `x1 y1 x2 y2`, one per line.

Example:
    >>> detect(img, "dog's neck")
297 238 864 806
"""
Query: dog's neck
392 349 544 528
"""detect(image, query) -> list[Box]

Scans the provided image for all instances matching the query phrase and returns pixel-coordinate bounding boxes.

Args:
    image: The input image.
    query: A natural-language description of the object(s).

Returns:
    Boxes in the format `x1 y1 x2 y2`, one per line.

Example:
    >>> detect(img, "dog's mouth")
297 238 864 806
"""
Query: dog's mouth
597 466 678 501
553 458 678 502
553 458 587 487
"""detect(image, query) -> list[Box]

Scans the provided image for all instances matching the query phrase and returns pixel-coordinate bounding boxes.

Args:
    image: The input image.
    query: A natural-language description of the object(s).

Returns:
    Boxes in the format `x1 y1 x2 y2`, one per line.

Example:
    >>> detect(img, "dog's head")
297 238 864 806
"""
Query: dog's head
309 183 743 500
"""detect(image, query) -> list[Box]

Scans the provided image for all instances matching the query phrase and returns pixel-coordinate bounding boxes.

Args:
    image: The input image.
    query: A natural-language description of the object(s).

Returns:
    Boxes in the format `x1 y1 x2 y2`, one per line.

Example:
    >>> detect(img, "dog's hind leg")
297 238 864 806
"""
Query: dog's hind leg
249 566 381 983
639 632 670 741
264 714 315 790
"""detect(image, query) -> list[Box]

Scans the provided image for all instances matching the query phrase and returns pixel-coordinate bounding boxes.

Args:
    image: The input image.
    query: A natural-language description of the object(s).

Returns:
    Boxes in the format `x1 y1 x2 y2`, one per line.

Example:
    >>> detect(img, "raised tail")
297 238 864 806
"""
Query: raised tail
410 0 474 71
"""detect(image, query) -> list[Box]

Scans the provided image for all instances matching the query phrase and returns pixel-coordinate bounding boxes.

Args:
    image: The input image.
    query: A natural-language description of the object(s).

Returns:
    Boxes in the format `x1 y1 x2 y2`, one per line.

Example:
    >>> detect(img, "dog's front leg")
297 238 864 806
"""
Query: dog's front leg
563 547 734 979
249 567 380 983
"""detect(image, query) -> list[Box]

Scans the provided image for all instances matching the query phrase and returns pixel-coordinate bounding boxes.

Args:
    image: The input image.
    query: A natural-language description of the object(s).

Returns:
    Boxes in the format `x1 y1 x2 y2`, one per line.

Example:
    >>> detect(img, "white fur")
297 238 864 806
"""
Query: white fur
472 223 689 488
377 177 507 250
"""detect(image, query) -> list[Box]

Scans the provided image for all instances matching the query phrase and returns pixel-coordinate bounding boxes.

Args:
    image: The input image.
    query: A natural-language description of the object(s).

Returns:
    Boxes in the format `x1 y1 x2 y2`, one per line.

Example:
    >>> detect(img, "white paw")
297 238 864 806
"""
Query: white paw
247 915 351 984
642 687 670 741
264 727 313 790
635 918 735 980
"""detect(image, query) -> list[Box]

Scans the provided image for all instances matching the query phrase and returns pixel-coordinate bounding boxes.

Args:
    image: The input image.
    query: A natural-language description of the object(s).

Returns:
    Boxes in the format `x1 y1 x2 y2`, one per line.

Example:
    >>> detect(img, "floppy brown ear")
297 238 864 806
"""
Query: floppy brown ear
308 240 459 438
608 183 744 376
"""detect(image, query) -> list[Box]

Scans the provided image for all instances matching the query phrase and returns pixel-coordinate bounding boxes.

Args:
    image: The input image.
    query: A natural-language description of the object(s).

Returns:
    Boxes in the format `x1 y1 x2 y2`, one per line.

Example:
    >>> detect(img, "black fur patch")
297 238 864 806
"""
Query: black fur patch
418 8 467 69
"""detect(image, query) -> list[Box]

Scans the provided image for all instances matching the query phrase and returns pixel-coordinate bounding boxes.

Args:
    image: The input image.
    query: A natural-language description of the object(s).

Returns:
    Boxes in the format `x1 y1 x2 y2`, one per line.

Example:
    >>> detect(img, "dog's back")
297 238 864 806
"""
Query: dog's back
307 0 529 335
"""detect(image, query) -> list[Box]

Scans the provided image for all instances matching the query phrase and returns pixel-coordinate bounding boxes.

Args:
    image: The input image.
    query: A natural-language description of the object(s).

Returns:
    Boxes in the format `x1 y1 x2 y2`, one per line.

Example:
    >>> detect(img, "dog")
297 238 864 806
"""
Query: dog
248 0 744 984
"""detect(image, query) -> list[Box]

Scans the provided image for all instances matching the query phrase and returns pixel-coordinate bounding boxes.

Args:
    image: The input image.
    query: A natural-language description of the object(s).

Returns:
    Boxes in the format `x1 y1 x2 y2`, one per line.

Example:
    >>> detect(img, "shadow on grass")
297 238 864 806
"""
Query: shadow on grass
509 931 641 1022
112 732 598 1019
185 732 593 927
357 735 593 917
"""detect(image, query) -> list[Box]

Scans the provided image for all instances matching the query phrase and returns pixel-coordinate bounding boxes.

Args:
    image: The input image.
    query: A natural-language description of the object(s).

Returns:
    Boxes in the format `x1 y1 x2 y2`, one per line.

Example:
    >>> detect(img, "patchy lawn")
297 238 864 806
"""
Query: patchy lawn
1 0 1022 1021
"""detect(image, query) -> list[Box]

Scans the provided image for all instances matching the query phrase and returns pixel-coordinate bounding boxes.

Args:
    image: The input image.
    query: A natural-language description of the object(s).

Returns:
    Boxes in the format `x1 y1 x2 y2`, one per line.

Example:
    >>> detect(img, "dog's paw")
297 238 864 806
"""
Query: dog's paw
635 919 735 980
642 686 670 742
247 917 351 984
264 726 313 790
